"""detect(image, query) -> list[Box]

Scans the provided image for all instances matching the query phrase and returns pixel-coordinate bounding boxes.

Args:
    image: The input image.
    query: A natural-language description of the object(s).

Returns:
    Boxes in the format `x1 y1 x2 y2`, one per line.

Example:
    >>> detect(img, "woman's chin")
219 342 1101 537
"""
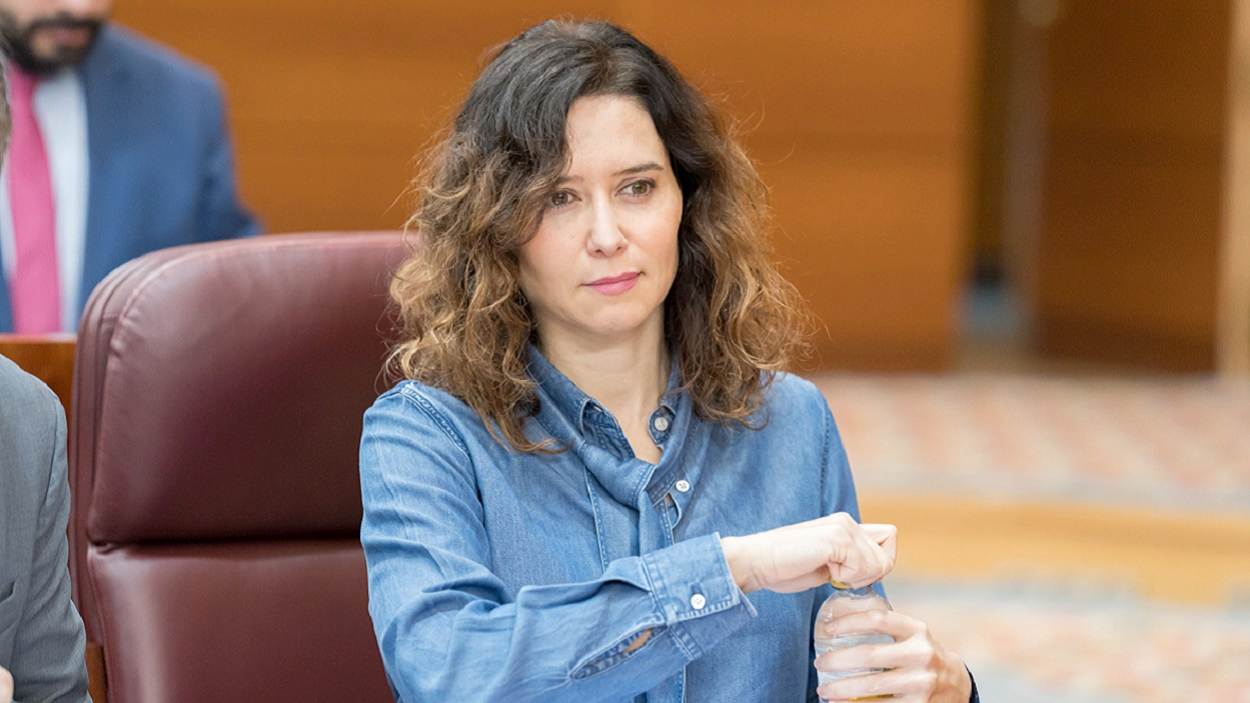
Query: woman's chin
575 312 660 343
582 322 650 342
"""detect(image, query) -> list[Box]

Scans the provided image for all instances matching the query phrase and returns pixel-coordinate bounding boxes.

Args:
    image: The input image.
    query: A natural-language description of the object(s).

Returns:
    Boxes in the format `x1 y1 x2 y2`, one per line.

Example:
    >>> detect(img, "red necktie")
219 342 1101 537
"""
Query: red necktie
6 66 61 333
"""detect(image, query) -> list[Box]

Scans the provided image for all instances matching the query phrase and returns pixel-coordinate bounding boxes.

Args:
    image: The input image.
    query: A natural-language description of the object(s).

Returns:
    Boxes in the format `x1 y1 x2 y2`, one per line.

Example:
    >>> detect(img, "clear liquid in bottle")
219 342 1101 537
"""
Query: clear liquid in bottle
813 582 895 701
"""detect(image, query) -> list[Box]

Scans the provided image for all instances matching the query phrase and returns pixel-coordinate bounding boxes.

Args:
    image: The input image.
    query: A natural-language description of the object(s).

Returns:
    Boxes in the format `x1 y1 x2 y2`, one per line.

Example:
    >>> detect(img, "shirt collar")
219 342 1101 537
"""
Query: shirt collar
528 344 701 508
526 343 681 439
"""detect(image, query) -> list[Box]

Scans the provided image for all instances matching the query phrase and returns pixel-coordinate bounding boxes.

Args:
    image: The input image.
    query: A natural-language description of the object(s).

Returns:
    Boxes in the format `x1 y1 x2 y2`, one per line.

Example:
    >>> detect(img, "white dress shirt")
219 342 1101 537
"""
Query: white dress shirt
0 65 90 332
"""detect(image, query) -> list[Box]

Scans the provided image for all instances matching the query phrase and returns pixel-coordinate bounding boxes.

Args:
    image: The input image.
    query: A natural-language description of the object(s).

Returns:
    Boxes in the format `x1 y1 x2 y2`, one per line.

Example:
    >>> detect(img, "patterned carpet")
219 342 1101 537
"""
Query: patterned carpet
810 374 1250 703
887 579 1250 703
815 375 1250 513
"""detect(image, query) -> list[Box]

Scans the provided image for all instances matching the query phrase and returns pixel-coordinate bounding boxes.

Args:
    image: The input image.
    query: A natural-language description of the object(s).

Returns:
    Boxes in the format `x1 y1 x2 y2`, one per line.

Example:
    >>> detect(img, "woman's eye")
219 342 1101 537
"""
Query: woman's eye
548 190 574 209
624 180 655 197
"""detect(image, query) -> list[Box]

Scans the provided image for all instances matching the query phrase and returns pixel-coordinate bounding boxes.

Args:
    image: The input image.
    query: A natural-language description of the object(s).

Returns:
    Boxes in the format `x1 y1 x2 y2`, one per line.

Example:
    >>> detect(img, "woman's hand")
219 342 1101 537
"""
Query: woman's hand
814 609 971 702
720 513 897 593
0 665 12 703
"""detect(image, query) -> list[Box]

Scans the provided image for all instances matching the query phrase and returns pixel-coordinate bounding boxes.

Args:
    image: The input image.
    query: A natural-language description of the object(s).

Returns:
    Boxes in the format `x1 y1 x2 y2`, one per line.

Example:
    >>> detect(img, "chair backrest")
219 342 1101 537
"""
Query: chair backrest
69 233 404 702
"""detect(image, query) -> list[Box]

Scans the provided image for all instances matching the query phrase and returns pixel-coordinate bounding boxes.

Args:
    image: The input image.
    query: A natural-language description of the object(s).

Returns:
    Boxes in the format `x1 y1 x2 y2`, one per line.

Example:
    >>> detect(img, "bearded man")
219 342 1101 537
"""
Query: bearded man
0 0 258 333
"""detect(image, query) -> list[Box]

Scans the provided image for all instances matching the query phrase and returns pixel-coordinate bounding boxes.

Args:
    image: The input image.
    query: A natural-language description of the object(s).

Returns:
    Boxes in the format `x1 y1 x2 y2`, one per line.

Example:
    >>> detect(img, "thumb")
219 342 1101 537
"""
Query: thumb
827 552 874 589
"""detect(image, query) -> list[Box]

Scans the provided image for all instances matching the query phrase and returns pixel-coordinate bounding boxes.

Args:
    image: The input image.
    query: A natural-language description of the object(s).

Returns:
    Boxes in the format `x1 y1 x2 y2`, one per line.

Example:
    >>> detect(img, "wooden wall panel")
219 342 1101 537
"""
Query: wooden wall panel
635 3 979 370
0 335 77 415
1220 0 1250 375
113 1 978 371
115 0 622 233
1036 2 1231 370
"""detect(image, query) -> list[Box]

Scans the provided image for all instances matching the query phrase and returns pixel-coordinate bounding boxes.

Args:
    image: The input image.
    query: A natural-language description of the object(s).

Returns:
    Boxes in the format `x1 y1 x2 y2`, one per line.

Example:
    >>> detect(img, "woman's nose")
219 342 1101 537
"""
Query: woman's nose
586 202 627 256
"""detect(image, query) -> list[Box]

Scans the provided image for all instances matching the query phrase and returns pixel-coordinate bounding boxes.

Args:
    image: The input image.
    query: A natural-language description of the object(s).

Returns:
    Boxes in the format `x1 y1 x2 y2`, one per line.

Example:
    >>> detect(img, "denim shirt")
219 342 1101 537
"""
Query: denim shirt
359 350 866 703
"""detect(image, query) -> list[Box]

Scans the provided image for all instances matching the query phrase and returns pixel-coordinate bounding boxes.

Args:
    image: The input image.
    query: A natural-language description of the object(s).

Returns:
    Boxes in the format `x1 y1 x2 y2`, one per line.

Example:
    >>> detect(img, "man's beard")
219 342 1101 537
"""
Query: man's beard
0 10 104 75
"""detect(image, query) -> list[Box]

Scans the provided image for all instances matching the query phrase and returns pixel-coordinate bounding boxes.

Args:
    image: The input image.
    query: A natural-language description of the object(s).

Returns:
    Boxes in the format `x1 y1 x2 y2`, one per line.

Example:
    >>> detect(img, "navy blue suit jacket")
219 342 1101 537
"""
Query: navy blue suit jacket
0 25 258 331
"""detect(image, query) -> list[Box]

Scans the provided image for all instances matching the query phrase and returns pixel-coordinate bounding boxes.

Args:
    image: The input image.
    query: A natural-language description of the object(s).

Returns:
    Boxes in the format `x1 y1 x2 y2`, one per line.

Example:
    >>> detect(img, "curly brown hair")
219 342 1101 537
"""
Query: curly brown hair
387 19 809 452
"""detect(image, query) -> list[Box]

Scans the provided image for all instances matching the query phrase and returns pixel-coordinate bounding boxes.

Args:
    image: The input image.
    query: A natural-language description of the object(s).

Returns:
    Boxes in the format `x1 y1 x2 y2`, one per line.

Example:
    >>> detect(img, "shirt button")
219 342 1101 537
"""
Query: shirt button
674 479 691 493
653 415 670 432
689 593 707 610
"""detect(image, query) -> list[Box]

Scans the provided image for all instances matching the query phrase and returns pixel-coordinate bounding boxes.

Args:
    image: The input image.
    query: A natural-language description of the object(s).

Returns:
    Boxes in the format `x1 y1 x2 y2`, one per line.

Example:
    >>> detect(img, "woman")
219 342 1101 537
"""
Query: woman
360 19 975 703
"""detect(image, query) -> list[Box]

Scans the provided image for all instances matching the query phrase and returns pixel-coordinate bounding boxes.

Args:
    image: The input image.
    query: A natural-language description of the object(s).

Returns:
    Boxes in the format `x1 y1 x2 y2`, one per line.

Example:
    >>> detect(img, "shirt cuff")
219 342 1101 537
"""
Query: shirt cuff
641 532 757 660
967 665 979 703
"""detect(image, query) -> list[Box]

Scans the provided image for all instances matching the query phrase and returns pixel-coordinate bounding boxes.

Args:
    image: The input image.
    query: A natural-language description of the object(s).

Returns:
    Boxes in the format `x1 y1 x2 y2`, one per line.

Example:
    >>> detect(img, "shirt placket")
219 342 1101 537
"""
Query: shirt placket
644 407 688 703
582 404 689 703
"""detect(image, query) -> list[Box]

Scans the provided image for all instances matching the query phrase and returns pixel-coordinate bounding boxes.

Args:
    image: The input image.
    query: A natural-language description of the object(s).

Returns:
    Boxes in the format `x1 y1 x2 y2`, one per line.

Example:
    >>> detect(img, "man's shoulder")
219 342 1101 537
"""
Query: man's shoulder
91 24 220 95
0 354 57 413
0 355 60 475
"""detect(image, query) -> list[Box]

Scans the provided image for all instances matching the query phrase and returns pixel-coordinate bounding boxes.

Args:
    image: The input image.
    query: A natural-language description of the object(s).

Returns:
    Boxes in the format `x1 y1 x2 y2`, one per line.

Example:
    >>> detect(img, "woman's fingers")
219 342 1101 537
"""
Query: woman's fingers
814 629 930 675
826 516 895 588
827 544 872 589
852 523 895 586
816 610 971 703
825 608 925 642
814 640 896 674
817 665 936 702
725 514 899 593
861 523 898 564
857 523 891 582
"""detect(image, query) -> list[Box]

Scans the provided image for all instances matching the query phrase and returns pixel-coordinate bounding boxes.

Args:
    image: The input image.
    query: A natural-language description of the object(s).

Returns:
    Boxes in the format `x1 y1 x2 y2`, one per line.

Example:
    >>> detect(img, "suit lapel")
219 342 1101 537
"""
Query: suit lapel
78 28 131 316
0 267 11 332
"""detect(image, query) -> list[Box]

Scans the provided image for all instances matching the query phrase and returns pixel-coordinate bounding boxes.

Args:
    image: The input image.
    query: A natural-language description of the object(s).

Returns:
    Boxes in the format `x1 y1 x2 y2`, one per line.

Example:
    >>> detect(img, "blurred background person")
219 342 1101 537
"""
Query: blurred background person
0 53 91 703
0 0 257 334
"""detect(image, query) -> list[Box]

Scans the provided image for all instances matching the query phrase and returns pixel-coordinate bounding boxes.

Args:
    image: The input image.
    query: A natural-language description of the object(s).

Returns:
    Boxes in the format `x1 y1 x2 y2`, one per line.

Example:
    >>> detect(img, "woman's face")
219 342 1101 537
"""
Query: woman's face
517 94 682 348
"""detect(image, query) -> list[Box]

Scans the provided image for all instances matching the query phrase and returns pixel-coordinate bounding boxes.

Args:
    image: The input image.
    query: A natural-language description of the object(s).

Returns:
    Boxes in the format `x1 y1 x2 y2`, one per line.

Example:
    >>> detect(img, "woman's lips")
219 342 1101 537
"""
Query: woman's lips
586 272 640 295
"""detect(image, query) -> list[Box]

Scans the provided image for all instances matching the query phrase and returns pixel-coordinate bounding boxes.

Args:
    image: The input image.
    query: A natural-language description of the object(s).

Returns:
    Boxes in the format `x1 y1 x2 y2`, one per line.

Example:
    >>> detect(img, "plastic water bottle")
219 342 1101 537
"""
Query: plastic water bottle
813 581 895 702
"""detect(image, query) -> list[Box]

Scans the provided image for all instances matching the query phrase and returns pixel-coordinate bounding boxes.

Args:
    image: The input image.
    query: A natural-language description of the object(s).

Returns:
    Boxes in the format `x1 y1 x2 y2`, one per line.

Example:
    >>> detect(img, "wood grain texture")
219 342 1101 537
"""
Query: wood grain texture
1036 2 1231 371
0 335 76 418
860 493 1250 605
1220 0 1250 375
112 1 979 371
85 642 108 703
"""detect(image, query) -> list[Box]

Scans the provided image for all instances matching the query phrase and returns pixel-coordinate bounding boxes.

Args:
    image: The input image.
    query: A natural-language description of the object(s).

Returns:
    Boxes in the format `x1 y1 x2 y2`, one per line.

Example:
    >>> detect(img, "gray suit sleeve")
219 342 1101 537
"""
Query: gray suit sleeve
9 392 90 703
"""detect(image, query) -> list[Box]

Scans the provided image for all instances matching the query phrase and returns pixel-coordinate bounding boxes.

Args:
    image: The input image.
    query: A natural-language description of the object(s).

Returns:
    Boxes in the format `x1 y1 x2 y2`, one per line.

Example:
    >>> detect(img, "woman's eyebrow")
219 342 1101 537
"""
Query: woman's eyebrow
613 161 663 176
556 162 664 184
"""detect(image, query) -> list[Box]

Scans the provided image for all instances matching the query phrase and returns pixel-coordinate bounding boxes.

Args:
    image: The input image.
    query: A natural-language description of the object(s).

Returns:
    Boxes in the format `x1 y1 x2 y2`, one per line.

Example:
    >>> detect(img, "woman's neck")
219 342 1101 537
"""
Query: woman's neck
538 322 669 426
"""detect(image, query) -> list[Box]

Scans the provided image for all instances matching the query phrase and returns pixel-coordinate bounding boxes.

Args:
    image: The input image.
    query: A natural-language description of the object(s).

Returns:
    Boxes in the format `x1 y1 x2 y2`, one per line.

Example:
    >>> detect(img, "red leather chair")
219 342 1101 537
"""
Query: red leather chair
69 233 404 702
